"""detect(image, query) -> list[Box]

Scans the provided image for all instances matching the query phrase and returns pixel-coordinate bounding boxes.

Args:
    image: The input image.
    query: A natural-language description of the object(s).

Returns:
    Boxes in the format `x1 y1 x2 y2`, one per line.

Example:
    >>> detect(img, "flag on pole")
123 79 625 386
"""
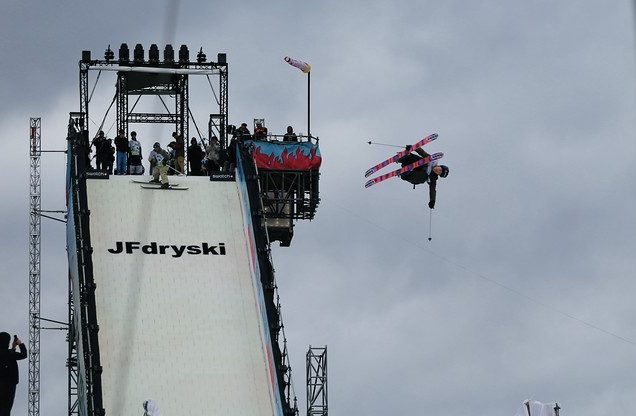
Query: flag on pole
284 56 311 73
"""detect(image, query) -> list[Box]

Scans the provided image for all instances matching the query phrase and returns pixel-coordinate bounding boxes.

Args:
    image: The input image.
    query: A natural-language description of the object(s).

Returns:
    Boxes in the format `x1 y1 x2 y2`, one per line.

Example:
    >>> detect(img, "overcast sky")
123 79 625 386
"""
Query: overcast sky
2 1 636 415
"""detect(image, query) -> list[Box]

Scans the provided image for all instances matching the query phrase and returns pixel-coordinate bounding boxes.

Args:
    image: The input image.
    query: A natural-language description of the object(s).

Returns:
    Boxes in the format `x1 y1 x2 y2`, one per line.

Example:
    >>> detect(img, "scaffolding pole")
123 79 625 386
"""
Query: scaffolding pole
28 117 42 416
306 346 327 416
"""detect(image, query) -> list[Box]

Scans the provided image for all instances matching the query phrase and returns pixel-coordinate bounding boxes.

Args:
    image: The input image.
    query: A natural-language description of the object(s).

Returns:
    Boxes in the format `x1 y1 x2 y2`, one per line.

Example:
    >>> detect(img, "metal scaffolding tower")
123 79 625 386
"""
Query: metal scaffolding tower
28 117 42 416
306 346 327 416
67 114 83 416
79 45 228 149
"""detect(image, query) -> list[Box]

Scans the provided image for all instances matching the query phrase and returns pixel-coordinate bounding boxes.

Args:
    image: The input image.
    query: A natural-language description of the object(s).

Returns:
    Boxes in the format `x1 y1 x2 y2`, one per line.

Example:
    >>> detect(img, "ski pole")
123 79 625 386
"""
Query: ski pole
428 208 433 241
367 140 405 149
167 165 186 176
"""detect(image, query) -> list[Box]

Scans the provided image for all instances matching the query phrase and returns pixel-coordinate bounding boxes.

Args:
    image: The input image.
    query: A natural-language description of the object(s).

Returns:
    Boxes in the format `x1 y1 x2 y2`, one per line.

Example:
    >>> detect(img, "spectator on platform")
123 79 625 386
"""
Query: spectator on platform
166 141 177 175
218 140 228 171
171 132 185 174
237 123 251 141
91 130 107 169
148 153 156 181
148 142 172 188
101 139 115 174
0 332 27 416
224 135 238 172
283 125 298 142
204 136 220 173
254 122 268 141
187 137 205 175
128 131 144 175
114 129 129 175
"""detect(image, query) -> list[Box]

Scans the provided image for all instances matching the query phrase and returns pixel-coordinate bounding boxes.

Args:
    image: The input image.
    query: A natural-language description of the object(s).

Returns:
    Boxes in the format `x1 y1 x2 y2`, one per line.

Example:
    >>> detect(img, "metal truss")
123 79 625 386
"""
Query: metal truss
67 114 83 416
208 114 226 145
176 74 189 141
306 346 327 416
219 65 228 147
79 65 89 132
28 117 42 416
79 51 228 151
128 113 180 124
116 73 128 137
67 113 104 416
259 170 320 221
68 282 79 416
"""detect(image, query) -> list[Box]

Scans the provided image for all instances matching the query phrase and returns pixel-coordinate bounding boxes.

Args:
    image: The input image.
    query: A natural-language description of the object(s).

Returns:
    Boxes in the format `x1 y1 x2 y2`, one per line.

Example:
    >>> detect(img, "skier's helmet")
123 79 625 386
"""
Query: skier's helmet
153 142 160 149
439 165 449 178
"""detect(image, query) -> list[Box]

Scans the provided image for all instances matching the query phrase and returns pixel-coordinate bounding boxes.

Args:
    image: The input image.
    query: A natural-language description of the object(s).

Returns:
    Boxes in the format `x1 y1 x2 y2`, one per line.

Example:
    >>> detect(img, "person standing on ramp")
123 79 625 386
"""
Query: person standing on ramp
148 142 172 189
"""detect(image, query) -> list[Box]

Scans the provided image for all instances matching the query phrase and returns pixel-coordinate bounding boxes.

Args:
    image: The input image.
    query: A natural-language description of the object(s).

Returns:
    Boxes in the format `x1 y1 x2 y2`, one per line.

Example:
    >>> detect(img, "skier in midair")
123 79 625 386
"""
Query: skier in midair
397 146 449 209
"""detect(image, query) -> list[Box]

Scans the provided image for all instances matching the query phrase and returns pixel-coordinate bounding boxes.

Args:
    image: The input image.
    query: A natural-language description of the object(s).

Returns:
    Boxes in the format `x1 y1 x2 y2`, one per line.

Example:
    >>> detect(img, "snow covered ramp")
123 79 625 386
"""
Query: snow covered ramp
84 175 280 416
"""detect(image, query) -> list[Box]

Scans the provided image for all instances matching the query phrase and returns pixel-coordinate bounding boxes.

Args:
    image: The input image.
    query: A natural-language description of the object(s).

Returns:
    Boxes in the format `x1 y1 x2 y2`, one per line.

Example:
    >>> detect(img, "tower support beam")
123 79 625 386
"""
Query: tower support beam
28 117 42 416
306 346 327 416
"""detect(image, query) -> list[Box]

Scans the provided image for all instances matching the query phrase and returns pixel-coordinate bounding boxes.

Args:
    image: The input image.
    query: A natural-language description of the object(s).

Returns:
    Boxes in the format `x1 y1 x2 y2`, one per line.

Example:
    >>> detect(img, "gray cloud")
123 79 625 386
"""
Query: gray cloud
2 1 636 415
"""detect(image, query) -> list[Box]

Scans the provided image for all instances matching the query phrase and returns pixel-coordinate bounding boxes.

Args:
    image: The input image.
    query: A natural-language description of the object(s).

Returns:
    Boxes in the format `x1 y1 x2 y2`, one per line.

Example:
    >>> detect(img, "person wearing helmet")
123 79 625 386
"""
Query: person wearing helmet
397 147 449 209
148 142 172 188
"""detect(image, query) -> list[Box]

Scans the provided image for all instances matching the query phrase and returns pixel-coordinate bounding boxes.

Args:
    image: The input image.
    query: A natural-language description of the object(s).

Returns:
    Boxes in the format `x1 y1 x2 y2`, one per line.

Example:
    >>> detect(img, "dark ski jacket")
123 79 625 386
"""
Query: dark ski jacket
114 135 129 153
398 148 438 205
0 344 27 385
98 141 115 162
188 143 205 165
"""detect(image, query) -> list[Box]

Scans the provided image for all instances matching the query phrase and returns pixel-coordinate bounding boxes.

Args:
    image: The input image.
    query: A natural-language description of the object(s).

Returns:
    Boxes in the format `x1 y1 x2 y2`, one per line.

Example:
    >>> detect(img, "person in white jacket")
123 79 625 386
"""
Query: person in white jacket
148 142 172 188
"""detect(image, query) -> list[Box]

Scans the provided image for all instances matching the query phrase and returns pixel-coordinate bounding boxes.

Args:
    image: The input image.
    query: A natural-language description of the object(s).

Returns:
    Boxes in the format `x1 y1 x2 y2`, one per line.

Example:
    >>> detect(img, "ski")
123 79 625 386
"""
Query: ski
140 184 189 190
131 179 180 186
364 133 438 177
365 152 444 188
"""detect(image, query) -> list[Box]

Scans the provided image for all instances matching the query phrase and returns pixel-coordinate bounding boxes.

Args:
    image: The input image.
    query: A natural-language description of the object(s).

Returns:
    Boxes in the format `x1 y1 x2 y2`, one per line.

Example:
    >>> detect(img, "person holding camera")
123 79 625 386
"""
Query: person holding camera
0 332 27 416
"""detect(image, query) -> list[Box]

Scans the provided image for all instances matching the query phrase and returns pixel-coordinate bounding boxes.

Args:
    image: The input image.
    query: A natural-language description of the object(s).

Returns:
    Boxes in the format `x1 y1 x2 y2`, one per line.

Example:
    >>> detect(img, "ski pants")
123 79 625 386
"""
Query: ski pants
175 156 184 174
0 382 16 416
152 164 169 184
116 151 128 175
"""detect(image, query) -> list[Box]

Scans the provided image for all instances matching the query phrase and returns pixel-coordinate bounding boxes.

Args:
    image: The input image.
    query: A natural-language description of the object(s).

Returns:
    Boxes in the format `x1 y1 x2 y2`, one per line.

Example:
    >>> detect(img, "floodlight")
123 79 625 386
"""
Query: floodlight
119 43 129 63
149 44 159 63
134 44 144 63
164 45 174 63
178 45 189 63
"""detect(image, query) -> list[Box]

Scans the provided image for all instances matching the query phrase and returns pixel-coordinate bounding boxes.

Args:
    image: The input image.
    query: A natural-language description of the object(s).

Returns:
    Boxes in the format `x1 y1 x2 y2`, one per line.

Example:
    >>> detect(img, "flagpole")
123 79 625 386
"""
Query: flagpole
308 71 311 138
284 56 312 138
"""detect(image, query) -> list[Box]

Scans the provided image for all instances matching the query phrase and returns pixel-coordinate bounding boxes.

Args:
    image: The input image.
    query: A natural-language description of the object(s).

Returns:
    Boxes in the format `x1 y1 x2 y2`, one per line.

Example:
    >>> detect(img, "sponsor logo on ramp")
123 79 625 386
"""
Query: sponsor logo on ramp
210 172 236 181
85 170 110 179
107 241 226 257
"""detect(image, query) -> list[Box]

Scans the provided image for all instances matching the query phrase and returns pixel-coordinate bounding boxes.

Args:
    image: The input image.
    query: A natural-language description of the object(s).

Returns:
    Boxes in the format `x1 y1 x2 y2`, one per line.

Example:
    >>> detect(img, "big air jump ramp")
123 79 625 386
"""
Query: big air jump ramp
67 147 285 415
